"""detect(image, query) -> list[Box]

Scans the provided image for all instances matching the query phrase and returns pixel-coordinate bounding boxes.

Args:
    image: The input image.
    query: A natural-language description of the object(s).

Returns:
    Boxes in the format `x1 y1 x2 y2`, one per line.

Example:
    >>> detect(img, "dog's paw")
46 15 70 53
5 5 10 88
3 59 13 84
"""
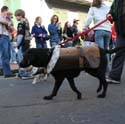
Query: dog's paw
77 93 82 100
43 96 53 100
97 88 102 93
97 94 106 98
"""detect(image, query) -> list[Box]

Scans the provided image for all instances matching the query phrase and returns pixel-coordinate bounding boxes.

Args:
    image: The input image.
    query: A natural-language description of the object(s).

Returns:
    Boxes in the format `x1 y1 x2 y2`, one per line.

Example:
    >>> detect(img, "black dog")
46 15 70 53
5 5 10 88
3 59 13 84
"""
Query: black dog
20 46 124 100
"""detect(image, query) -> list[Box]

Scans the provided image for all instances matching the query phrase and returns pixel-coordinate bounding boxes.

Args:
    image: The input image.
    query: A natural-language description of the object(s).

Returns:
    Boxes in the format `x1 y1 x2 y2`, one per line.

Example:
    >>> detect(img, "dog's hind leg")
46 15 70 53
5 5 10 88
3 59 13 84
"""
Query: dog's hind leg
67 77 82 100
97 81 102 93
43 76 64 100
97 77 108 98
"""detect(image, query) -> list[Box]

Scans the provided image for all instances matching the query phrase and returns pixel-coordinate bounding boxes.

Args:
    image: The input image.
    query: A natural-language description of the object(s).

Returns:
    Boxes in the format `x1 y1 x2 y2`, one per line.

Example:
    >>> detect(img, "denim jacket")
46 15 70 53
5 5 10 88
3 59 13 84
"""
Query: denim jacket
48 23 60 44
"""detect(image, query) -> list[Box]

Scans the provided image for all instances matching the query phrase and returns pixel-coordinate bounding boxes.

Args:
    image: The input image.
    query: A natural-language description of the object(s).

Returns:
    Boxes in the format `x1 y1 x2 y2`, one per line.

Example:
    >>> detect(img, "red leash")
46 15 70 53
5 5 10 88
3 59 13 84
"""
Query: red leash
59 15 112 45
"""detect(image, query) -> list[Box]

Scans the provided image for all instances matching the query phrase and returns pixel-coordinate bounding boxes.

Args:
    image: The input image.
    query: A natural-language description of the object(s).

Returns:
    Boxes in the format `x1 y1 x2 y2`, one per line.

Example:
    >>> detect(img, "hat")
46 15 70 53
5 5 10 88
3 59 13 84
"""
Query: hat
73 19 80 23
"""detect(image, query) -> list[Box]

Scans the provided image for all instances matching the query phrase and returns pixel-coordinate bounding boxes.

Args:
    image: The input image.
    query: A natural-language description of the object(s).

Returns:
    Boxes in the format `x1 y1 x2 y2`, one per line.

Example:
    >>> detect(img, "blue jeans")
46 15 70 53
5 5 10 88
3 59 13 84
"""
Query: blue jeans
50 41 58 47
94 30 111 77
0 35 12 76
18 46 32 77
10 42 18 62
64 41 73 47
84 41 94 46
18 47 24 64
94 30 111 49
0 52 2 68
36 41 47 48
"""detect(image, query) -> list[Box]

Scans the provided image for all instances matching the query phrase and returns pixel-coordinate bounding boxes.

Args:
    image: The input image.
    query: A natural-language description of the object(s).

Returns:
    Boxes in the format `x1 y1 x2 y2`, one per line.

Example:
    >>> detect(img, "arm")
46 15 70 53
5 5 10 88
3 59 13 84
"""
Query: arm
0 17 8 25
17 34 24 47
16 22 25 47
83 7 94 29
7 21 14 32
31 26 39 38
31 26 42 38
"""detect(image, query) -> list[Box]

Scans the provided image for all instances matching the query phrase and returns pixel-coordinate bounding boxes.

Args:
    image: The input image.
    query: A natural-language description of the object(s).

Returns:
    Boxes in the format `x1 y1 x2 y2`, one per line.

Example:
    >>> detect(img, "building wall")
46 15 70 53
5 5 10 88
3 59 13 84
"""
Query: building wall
1 0 89 31
53 8 87 31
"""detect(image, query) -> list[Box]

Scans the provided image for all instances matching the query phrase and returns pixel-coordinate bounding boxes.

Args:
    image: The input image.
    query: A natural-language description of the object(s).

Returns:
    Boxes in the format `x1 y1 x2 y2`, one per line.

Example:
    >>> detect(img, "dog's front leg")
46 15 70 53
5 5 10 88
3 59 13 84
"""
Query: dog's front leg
67 77 82 99
43 76 64 100
32 75 40 84
97 78 108 98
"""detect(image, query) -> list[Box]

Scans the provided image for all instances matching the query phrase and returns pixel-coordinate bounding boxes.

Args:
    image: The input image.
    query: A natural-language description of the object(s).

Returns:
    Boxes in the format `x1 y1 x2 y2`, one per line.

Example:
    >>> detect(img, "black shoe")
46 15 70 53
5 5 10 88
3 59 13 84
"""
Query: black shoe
5 73 16 78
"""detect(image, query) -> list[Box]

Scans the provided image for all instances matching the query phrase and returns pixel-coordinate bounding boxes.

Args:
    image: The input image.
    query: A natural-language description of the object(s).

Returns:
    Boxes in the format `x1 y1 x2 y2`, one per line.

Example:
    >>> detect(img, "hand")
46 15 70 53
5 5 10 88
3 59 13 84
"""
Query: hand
107 14 113 23
56 22 61 28
39 34 42 37
31 34 35 39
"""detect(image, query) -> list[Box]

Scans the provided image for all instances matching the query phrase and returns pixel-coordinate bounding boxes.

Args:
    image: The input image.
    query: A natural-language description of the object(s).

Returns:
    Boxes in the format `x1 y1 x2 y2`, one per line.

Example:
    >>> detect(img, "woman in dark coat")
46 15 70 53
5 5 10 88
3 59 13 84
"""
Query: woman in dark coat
107 0 125 84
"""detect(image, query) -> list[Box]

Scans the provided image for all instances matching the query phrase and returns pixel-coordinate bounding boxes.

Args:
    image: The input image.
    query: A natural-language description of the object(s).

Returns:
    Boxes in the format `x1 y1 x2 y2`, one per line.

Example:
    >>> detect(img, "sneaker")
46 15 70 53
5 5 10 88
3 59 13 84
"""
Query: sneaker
106 78 121 84
5 73 16 78
10 61 18 64
12 61 18 64
21 76 34 80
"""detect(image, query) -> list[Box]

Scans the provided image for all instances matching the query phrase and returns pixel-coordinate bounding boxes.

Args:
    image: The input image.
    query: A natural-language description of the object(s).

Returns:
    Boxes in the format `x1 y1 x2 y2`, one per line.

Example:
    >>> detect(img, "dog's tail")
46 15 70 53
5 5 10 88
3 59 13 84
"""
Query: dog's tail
104 46 125 54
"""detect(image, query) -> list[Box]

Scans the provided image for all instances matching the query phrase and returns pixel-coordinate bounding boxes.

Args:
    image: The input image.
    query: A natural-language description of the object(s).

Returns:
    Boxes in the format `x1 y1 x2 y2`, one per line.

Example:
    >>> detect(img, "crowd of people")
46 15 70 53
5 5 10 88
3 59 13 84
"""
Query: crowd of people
0 0 124 84
0 5 82 79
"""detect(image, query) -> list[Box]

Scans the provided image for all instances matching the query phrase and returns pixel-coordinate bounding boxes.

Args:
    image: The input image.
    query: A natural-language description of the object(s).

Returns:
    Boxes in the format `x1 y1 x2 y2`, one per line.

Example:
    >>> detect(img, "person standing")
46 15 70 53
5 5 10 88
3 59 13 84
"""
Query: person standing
31 16 48 48
63 21 73 47
83 0 111 49
0 6 16 78
107 0 125 84
48 15 61 47
15 9 32 79
83 0 111 77
72 19 80 46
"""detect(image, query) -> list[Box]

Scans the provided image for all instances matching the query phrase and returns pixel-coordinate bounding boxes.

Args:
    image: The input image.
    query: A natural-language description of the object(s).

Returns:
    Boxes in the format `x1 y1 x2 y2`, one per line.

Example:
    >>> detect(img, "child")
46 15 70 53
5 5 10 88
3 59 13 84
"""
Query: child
15 9 32 79
31 16 48 48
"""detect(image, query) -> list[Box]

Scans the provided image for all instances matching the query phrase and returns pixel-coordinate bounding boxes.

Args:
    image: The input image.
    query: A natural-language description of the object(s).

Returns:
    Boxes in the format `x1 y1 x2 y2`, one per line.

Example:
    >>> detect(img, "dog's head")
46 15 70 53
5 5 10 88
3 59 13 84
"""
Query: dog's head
20 50 34 68
20 48 53 68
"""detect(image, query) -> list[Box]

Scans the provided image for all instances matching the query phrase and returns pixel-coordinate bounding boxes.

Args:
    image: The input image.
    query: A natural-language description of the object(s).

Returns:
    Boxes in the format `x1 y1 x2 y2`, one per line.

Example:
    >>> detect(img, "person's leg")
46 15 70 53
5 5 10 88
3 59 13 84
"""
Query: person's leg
43 41 47 48
64 41 72 47
0 39 3 75
40 41 47 48
0 52 3 75
17 47 24 64
94 30 104 48
36 42 42 48
104 31 111 78
50 42 57 47
108 35 125 83
0 51 2 68
10 42 17 63
95 30 111 78
0 36 12 76
18 46 33 79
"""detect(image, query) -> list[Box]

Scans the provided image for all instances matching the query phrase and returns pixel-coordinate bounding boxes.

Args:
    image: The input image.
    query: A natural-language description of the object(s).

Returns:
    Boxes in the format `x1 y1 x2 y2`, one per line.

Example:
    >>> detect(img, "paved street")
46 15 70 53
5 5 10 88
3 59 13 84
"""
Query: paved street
0 68 125 124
